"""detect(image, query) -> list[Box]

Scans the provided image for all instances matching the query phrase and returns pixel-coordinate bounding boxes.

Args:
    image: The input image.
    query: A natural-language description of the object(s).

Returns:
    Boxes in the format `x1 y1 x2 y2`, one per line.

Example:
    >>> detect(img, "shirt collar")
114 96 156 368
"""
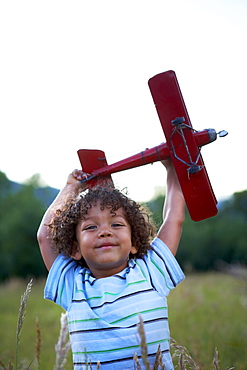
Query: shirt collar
86 259 136 285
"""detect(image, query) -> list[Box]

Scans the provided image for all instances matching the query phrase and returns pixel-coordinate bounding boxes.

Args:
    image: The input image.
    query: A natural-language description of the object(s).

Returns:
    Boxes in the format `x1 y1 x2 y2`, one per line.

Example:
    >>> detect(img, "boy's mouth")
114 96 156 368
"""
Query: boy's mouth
96 242 116 249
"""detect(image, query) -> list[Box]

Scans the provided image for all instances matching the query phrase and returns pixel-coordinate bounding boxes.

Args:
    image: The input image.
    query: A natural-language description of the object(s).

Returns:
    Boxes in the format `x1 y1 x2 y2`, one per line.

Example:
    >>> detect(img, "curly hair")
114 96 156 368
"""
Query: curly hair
48 185 156 266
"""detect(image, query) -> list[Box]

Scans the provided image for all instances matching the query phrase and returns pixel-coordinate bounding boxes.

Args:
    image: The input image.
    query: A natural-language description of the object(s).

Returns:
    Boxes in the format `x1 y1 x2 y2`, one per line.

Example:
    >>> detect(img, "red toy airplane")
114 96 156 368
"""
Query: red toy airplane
77 71 227 221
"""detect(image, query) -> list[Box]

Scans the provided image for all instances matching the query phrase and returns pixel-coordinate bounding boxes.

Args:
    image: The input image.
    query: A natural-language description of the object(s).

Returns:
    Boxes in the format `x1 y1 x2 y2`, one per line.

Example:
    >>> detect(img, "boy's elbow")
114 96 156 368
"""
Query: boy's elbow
37 225 49 250
37 226 57 271
37 225 43 244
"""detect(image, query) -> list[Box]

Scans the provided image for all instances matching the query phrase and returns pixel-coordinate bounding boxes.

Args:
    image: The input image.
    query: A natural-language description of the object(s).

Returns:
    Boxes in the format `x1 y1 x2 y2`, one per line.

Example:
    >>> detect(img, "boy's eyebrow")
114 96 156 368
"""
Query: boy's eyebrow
82 214 127 222
81 216 97 221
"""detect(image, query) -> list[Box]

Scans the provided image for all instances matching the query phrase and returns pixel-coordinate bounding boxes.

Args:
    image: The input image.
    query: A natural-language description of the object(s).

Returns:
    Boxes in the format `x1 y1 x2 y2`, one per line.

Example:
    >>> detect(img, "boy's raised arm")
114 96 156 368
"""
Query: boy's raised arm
37 170 88 271
157 160 185 256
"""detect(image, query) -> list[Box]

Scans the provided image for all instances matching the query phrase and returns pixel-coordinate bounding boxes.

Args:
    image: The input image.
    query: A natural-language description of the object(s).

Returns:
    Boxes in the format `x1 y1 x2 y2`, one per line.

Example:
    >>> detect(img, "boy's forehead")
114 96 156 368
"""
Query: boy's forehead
87 203 125 215
80 206 128 225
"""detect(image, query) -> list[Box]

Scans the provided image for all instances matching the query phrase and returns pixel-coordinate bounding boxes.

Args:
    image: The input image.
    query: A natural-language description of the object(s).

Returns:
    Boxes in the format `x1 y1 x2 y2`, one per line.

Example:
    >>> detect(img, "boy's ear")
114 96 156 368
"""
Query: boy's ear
130 245 138 255
71 241 82 260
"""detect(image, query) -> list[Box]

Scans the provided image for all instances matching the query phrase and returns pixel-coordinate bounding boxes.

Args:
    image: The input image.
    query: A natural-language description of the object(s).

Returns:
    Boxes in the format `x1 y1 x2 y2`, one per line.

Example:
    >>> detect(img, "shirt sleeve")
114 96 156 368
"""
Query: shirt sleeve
143 237 185 297
44 254 80 311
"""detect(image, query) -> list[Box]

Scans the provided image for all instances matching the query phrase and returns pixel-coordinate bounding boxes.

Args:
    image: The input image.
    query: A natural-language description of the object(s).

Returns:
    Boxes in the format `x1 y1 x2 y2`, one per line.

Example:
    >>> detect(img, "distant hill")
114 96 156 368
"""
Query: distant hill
34 186 59 207
5 177 59 207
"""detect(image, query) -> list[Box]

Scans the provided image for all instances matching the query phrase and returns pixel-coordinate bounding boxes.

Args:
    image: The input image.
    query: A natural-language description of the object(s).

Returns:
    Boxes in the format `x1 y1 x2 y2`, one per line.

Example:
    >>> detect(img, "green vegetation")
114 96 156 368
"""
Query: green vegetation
0 170 247 282
148 189 247 272
0 171 57 281
0 273 246 369
169 272 247 369
0 278 70 369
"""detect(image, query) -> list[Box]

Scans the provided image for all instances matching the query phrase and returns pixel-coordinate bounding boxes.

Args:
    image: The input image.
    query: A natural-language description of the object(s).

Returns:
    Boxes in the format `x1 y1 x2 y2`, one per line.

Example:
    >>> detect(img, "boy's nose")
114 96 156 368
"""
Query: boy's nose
99 229 112 238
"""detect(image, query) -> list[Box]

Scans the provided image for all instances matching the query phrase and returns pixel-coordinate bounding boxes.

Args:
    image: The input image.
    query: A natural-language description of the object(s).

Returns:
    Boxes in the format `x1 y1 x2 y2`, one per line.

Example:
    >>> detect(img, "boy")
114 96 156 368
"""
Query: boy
37 160 185 369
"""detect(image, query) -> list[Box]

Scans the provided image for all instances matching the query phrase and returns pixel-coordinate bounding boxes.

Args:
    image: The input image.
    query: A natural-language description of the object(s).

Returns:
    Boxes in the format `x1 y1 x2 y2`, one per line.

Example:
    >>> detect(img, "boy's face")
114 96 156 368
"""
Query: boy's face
73 203 137 278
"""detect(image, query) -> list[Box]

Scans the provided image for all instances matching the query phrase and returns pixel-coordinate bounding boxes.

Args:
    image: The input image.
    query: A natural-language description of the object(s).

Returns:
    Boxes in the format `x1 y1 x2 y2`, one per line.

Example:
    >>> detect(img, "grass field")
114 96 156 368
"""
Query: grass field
0 272 246 369
169 272 247 369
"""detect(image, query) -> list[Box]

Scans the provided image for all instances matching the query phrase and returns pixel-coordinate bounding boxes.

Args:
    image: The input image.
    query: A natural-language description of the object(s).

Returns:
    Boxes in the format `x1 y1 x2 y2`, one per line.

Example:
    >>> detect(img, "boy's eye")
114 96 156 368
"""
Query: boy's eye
112 223 124 227
84 225 97 230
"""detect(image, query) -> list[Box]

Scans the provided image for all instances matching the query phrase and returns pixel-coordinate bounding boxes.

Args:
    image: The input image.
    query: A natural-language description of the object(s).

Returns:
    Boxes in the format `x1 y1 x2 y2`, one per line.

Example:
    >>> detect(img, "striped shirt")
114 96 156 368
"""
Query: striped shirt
45 237 185 369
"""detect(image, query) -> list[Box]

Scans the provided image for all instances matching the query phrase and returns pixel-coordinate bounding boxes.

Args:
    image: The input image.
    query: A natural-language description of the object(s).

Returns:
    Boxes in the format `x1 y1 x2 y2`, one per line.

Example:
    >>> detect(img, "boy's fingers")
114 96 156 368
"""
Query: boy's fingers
72 169 90 181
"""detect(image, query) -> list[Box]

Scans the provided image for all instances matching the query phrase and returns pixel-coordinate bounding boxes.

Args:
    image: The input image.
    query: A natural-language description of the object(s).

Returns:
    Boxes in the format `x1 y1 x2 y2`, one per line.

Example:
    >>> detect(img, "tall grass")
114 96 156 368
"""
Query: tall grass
0 271 246 369
0 279 68 368
169 271 247 369
15 279 33 370
54 313 71 370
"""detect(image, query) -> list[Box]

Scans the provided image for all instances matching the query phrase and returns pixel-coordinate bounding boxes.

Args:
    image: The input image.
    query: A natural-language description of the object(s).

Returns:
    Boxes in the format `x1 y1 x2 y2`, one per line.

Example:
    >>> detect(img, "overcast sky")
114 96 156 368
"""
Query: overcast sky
1 0 246 203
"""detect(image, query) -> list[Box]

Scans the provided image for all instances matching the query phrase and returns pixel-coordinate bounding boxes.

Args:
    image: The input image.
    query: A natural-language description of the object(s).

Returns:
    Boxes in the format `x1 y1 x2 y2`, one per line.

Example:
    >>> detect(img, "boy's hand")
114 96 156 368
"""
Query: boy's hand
67 169 90 184
66 169 91 192
161 158 173 171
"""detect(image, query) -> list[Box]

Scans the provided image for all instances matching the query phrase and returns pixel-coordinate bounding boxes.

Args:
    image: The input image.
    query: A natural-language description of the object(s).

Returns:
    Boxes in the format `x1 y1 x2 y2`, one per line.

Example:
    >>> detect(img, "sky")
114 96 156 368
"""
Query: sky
1 0 246 203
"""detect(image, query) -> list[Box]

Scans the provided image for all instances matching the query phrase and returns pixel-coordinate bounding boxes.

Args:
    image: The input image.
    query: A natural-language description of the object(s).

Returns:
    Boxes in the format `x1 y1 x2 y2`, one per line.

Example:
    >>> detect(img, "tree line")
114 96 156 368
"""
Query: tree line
147 189 247 272
0 170 246 281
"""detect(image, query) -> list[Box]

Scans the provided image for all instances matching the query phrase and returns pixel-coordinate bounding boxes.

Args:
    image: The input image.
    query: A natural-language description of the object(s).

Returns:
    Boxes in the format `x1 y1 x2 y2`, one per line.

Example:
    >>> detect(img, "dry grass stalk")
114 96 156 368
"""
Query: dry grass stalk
0 361 6 370
137 315 166 370
213 348 220 370
15 279 33 370
137 315 151 370
0 342 14 368
170 337 201 370
82 356 100 369
153 345 165 370
133 353 142 370
54 312 71 370
178 353 186 370
35 317 41 369
83 349 89 369
0 360 13 370
212 347 235 370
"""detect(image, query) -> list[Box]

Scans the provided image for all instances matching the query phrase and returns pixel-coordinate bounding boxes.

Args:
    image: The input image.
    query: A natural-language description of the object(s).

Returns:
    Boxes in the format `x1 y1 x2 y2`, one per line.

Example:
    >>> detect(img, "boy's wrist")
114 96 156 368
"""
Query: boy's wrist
64 181 86 194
